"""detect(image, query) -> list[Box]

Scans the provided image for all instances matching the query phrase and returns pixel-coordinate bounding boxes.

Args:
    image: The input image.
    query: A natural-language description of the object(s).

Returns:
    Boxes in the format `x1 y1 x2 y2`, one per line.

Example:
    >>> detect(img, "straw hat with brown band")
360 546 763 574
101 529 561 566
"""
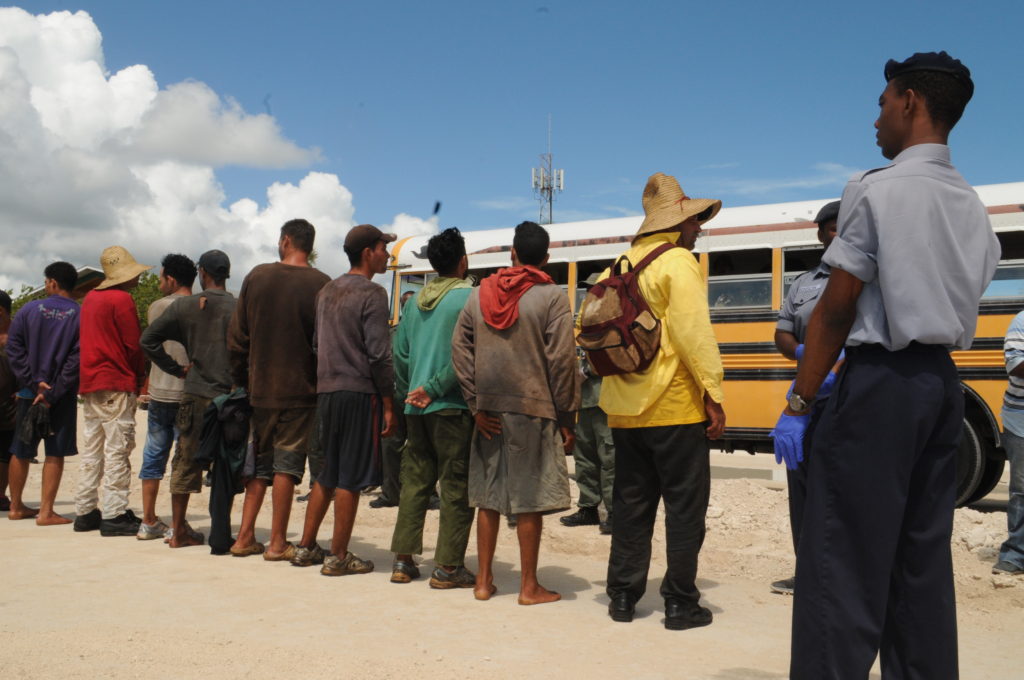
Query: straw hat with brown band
94 245 153 290
634 172 722 240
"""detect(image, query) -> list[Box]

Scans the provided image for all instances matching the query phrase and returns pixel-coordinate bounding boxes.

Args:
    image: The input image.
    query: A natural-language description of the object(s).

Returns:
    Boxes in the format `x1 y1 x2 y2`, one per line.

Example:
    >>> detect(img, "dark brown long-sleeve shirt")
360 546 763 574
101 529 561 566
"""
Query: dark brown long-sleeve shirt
227 262 330 409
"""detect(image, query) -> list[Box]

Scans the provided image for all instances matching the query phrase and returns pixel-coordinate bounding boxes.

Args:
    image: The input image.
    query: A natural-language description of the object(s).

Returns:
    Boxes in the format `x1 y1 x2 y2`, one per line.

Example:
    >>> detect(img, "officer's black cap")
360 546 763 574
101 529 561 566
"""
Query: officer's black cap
884 51 974 100
814 201 841 227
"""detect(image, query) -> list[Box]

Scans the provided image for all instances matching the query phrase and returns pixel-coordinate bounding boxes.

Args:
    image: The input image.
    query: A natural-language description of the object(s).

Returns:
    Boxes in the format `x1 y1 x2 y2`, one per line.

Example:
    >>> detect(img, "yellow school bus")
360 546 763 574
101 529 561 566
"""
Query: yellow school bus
389 181 1024 505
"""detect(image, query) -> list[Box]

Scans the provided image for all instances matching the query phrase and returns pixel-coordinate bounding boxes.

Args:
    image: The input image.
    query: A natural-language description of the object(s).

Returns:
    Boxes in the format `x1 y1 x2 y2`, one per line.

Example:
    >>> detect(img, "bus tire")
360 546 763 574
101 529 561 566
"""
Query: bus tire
955 419 984 508
964 454 1006 506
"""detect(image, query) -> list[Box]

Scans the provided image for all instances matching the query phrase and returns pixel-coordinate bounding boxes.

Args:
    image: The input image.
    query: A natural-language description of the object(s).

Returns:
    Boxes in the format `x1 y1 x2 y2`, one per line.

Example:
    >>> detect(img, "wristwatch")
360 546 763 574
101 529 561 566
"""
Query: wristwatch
788 392 815 414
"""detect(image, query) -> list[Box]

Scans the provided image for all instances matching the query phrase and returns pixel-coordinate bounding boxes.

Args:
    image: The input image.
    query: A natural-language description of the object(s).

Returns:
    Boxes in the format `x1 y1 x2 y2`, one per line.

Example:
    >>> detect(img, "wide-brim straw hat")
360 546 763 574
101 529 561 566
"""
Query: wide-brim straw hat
95 245 152 290
635 172 722 239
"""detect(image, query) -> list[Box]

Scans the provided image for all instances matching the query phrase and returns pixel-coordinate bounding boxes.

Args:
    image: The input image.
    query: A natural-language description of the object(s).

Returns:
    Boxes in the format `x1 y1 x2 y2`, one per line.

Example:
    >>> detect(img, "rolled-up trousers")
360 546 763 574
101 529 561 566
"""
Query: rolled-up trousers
791 343 961 680
606 422 709 604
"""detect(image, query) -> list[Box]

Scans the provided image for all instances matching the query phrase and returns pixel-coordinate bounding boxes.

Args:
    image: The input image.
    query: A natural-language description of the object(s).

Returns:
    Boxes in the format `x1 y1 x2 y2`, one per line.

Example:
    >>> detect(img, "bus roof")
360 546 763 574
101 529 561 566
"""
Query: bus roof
392 181 1024 272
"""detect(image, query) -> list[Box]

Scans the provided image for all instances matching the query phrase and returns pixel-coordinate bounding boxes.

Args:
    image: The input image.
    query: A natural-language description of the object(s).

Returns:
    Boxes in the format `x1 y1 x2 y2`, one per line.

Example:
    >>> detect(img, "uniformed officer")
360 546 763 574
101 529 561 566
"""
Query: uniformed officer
560 348 615 534
768 199 840 596
772 52 1000 678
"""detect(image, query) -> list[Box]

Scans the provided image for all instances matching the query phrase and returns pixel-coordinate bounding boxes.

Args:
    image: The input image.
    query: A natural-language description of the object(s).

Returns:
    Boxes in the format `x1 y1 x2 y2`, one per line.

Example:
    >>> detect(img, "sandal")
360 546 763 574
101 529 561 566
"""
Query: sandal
390 559 421 583
321 551 374 576
229 541 266 557
263 542 297 562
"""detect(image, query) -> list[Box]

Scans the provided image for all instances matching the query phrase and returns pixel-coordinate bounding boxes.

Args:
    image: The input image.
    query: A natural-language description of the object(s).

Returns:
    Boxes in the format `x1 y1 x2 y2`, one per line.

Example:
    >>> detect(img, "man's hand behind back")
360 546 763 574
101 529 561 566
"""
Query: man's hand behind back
704 393 725 440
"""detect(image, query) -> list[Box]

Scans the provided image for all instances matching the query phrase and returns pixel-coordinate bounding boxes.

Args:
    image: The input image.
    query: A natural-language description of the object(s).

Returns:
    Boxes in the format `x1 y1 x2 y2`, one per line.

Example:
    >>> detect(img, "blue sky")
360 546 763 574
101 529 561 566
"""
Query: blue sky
37 0 1024 225
2 2 1021 287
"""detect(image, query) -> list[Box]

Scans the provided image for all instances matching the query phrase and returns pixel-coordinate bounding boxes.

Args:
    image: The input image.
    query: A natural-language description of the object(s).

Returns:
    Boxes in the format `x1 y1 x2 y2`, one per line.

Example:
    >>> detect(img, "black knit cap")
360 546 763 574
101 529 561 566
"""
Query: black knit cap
884 51 974 100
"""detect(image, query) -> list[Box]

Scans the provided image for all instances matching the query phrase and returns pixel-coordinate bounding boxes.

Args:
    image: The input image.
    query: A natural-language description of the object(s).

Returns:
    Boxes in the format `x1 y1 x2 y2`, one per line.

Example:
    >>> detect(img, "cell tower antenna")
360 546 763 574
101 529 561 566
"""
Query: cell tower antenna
531 114 564 224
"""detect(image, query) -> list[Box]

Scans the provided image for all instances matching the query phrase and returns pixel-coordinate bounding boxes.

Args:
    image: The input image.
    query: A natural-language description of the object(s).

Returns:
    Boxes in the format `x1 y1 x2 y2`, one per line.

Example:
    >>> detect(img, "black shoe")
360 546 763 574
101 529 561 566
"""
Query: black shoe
100 510 142 537
664 600 713 631
608 593 635 623
770 576 795 595
73 508 101 532
560 507 600 527
599 514 612 535
368 496 397 509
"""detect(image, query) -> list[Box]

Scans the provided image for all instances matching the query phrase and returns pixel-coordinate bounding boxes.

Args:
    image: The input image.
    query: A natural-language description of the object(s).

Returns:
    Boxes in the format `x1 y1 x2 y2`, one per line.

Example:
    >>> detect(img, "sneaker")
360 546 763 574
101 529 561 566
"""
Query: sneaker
770 577 795 595
136 519 171 541
291 543 326 567
73 508 101 532
560 507 600 527
600 514 612 535
100 510 142 537
429 565 476 589
368 496 397 509
297 492 311 502
507 514 518 528
390 559 421 583
992 560 1024 575
321 551 374 576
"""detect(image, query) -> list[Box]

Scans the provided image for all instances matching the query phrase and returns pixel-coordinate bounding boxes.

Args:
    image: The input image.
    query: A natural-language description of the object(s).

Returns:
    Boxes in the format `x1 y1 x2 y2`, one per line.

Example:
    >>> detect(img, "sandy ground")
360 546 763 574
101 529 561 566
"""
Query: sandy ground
1 409 1021 680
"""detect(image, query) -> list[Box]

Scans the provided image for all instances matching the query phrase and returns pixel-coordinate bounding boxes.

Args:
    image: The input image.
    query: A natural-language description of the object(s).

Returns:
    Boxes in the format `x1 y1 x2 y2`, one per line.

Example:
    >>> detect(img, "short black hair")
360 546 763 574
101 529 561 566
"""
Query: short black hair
44 261 78 293
281 218 316 254
0 290 11 314
161 253 197 288
891 70 972 131
426 227 467 277
512 221 549 267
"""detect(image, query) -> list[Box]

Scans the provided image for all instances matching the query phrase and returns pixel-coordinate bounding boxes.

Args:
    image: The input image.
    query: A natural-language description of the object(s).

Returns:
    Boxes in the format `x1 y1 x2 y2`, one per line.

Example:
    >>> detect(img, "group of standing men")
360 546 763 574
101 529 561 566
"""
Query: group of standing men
0 47 1015 679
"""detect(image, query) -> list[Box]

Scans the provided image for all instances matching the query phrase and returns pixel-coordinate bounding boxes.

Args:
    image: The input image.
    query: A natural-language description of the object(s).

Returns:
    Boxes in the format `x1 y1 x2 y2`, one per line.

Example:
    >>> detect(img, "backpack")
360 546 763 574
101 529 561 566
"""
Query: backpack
576 243 676 376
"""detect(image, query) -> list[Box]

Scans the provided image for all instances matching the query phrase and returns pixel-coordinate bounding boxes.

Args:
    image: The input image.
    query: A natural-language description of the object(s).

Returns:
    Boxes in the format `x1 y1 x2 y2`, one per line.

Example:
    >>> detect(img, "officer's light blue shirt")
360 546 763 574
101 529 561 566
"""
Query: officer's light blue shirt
1001 311 1024 437
823 143 1000 351
777 261 830 344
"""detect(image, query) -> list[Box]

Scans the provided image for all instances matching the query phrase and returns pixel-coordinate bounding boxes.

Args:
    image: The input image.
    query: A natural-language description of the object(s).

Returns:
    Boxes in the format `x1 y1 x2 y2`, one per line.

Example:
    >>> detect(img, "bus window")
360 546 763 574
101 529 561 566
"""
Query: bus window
707 249 772 309
575 259 615 312
983 232 1024 300
467 267 500 286
543 262 569 286
782 246 824 298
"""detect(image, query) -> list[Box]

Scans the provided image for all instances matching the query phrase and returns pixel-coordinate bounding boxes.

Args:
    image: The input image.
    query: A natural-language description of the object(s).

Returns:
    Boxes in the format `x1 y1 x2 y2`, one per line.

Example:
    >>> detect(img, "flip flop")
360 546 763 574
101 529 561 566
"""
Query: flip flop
230 541 266 557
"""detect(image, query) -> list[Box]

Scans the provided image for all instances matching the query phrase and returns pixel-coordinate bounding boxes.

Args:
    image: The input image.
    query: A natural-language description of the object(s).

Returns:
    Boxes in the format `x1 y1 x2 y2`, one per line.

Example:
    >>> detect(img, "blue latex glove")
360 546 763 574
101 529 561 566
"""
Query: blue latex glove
816 371 838 399
794 344 805 360
770 412 810 470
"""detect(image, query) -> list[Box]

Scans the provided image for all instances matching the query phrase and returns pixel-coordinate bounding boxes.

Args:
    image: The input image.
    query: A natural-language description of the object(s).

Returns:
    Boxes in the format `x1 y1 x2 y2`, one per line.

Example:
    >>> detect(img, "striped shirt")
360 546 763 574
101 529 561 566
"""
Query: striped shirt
1001 311 1024 437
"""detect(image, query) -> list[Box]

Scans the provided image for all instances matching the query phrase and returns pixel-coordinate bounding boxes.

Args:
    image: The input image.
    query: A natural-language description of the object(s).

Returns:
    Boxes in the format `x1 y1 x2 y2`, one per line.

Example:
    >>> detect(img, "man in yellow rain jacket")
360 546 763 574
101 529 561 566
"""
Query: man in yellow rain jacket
601 172 725 630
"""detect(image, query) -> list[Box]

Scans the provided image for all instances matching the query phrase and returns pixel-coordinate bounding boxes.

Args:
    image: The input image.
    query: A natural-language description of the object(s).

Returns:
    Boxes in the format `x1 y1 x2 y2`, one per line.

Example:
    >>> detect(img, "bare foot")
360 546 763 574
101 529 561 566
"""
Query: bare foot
518 585 561 606
474 583 498 601
169 533 204 548
8 506 39 520
36 513 71 526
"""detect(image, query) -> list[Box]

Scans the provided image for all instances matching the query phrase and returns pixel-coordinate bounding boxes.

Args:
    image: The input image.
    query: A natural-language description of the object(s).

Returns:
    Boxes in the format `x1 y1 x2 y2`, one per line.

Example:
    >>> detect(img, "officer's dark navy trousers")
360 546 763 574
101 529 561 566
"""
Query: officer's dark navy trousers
606 422 709 605
786 403 824 556
791 343 961 680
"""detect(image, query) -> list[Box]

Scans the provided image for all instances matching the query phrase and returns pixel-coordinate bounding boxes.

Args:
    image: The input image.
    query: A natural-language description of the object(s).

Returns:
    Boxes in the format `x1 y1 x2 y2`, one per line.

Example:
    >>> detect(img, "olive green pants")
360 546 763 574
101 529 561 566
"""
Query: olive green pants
573 406 615 510
389 409 475 566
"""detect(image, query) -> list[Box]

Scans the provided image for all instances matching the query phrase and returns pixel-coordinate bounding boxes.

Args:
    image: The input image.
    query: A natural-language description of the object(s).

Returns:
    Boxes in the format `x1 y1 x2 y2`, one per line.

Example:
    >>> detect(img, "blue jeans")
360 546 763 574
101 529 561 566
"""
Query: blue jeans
998 429 1024 568
138 400 180 480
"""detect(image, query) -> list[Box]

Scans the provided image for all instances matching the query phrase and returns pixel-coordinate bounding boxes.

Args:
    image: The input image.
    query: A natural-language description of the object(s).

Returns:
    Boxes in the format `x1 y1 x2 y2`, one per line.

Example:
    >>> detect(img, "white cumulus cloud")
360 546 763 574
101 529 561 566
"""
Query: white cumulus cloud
0 7 435 291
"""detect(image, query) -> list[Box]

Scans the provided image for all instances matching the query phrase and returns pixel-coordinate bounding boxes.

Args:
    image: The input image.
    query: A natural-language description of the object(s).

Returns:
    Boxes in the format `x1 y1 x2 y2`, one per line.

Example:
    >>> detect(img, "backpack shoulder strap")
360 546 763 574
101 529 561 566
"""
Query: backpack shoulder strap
632 243 678 272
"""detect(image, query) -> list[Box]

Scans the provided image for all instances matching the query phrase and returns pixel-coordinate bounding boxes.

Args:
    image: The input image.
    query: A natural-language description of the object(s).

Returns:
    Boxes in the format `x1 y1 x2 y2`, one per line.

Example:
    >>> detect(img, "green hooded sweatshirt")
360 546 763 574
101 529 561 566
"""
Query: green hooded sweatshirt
394 277 473 414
